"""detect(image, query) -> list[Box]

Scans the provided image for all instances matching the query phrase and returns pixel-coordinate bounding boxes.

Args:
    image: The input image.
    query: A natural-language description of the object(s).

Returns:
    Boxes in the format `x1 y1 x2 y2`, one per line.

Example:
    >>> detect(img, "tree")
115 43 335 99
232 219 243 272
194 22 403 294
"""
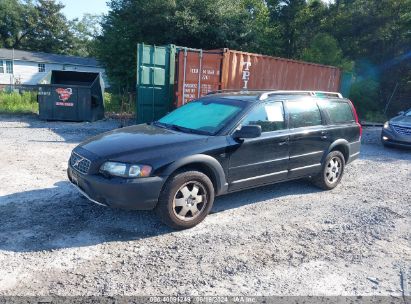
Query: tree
96 0 176 90
0 0 80 55
324 0 411 111
96 0 411 117
0 0 37 49
173 0 253 49
22 0 75 54
266 0 307 58
70 14 102 57
301 33 353 70
97 0 256 90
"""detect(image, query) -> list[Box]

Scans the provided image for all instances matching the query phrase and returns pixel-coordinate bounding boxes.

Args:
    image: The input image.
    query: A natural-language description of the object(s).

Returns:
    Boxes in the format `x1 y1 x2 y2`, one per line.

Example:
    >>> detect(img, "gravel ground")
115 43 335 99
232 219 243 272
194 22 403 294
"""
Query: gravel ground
0 114 410 297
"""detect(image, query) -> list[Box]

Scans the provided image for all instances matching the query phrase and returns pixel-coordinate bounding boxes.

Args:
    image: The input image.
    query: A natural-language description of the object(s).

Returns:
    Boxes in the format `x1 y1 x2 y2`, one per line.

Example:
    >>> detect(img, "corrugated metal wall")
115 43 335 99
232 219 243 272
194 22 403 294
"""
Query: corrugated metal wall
220 50 341 92
137 43 343 122
175 49 223 107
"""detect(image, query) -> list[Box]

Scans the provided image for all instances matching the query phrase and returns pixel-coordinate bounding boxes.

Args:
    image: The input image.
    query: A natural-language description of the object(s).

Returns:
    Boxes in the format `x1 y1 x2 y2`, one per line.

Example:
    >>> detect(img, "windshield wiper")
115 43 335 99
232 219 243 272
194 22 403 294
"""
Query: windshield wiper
153 121 212 135
151 121 168 129
169 124 212 135
169 124 196 133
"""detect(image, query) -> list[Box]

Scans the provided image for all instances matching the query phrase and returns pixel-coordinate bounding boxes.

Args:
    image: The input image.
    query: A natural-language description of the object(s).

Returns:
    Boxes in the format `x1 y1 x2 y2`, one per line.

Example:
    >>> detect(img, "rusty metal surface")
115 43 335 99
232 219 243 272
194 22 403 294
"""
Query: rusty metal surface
175 49 223 107
174 48 342 106
221 49 341 92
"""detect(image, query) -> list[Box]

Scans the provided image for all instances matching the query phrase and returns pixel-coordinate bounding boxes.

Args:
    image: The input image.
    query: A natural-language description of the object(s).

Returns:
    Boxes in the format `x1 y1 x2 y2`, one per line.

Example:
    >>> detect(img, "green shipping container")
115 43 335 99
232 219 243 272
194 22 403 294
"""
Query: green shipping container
136 43 176 123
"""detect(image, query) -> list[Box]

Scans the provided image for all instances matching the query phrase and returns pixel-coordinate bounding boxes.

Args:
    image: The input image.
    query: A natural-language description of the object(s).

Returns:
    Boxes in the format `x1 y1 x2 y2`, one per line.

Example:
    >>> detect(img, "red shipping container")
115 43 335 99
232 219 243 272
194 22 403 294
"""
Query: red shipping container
175 49 223 107
221 49 341 92
174 48 342 107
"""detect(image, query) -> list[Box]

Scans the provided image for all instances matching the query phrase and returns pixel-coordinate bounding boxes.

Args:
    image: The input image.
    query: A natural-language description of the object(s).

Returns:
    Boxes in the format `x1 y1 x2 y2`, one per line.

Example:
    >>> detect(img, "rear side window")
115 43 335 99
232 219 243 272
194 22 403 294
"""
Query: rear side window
287 100 322 128
320 100 355 124
241 101 285 132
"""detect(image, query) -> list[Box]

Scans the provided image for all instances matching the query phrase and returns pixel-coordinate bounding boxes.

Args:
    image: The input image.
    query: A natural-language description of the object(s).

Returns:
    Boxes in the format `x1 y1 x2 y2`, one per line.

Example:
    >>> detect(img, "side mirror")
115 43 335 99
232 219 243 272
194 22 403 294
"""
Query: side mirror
398 111 405 116
233 125 262 139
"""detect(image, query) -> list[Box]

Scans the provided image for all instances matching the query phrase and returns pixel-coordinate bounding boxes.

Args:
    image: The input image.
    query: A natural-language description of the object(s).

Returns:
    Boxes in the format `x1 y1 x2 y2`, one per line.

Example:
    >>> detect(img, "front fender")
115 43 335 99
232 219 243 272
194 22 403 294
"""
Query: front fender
160 154 228 195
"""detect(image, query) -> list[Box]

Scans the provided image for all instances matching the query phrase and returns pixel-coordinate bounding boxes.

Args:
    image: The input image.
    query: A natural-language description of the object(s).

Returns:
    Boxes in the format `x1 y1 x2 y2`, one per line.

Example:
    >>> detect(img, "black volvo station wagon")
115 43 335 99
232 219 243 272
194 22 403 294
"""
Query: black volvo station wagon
68 90 362 229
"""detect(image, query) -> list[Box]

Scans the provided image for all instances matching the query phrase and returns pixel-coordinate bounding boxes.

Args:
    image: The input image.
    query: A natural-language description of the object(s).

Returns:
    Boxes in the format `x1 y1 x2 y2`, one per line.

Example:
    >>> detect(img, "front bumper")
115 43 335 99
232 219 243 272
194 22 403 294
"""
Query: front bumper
67 166 166 210
381 129 411 148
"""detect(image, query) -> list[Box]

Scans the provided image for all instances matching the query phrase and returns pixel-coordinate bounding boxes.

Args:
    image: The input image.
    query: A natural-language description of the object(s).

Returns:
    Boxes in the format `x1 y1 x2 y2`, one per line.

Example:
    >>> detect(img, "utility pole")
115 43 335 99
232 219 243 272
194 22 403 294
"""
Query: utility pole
12 48 15 91
384 82 399 115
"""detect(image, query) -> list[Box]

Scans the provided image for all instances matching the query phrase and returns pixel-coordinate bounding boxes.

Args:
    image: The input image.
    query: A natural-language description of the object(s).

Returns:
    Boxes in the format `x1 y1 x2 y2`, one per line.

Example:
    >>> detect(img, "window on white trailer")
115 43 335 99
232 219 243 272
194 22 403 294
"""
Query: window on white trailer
5 61 13 74
0 60 3 73
38 63 46 73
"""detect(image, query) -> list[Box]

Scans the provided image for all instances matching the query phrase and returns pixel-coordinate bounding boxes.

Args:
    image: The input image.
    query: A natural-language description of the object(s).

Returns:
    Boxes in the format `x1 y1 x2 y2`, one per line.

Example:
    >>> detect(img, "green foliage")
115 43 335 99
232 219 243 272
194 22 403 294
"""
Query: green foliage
0 92 38 114
70 14 102 57
349 79 381 119
104 92 122 113
23 0 73 53
0 0 36 49
104 92 135 114
301 33 353 70
0 0 98 57
96 0 258 90
1 0 411 119
364 111 388 124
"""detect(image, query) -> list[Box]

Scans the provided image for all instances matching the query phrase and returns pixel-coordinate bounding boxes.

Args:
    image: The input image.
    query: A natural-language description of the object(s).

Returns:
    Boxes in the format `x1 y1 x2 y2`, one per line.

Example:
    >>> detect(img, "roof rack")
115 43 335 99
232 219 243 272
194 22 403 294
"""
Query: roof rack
258 90 343 100
206 89 343 99
206 89 272 95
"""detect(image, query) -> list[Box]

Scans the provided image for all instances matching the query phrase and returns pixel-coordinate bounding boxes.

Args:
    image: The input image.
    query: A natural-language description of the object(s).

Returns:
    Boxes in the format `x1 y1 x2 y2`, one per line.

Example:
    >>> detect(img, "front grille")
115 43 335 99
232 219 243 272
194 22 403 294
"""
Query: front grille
70 152 91 174
392 124 411 136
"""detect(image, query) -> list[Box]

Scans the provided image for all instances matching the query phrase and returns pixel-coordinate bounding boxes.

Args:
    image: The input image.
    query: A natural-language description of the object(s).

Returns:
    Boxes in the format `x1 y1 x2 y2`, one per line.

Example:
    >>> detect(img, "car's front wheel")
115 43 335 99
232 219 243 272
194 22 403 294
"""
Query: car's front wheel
312 151 345 190
155 170 215 229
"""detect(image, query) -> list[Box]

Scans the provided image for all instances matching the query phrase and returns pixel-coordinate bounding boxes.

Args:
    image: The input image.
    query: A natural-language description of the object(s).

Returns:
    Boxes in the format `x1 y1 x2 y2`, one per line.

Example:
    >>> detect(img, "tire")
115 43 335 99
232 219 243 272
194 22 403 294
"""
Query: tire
312 151 345 190
155 170 215 230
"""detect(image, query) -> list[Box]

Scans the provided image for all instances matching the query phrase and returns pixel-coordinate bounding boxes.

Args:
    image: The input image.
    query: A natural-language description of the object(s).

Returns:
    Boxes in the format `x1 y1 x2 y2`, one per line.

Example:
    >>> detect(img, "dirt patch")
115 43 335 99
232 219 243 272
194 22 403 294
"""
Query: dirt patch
0 114 410 296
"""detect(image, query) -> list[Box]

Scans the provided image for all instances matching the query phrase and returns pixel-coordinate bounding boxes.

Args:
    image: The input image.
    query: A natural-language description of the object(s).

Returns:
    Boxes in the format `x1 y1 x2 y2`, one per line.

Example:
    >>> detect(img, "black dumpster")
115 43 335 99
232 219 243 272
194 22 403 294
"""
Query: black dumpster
38 71 105 122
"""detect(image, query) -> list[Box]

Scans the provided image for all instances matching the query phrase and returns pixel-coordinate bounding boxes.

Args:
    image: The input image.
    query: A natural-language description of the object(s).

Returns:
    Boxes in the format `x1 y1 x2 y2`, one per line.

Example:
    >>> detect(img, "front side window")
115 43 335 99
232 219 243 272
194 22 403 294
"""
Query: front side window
241 101 285 132
287 99 322 128
158 99 245 135
5 61 13 74
0 60 4 73
38 63 46 72
319 100 354 124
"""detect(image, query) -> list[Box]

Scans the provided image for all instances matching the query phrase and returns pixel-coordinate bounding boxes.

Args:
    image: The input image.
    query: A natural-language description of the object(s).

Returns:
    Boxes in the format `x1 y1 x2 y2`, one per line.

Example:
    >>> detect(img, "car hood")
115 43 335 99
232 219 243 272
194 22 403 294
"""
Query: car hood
390 115 411 127
78 124 209 159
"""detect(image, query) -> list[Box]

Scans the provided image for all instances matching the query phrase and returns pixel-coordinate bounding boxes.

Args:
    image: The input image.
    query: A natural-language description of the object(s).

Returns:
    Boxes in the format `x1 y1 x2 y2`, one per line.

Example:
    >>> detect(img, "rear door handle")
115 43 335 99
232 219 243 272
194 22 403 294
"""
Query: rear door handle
278 141 288 146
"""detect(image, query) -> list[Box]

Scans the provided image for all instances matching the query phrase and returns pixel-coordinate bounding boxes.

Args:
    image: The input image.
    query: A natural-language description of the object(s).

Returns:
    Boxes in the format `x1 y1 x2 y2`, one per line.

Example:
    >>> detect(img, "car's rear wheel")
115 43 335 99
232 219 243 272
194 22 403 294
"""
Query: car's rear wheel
155 170 215 229
312 151 345 190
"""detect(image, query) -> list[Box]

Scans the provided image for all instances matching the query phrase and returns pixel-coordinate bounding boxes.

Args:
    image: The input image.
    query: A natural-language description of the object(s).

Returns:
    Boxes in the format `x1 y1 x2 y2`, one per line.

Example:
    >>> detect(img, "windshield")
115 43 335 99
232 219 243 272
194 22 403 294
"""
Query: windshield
157 99 246 135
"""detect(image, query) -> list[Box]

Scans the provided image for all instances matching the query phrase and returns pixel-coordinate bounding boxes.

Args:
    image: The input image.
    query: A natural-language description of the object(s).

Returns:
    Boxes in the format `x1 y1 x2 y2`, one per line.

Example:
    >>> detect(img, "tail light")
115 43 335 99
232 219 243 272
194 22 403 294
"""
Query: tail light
348 99 362 138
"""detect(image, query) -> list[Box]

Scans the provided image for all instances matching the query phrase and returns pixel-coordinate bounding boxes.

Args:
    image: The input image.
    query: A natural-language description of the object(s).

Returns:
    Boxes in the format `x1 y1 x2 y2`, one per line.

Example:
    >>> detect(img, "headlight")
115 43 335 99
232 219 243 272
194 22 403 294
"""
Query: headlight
100 162 152 178
383 121 390 129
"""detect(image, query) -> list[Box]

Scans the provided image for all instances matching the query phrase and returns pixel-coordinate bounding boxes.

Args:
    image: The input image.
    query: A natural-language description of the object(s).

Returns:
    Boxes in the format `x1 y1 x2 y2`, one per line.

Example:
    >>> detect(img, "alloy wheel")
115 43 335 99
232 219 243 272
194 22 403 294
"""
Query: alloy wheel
172 181 207 222
325 157 342 184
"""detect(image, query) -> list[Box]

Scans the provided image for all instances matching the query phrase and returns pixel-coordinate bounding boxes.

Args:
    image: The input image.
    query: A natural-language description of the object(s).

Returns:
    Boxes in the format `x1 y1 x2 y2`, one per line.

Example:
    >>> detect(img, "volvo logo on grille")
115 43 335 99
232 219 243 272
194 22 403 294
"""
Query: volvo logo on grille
73 158 83 168
70 152 91 174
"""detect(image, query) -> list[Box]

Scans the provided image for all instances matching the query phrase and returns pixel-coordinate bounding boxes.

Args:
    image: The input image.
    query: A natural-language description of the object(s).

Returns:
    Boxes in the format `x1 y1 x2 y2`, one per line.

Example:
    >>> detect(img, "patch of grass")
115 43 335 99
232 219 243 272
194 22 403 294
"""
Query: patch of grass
0 92 38 114
104 92 135 114
104 92 136 117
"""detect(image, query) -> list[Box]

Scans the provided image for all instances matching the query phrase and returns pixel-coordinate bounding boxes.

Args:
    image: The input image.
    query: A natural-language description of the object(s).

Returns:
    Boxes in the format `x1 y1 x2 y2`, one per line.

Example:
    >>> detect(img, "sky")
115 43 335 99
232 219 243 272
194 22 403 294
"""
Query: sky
60 0 109 20
60 0 333 20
